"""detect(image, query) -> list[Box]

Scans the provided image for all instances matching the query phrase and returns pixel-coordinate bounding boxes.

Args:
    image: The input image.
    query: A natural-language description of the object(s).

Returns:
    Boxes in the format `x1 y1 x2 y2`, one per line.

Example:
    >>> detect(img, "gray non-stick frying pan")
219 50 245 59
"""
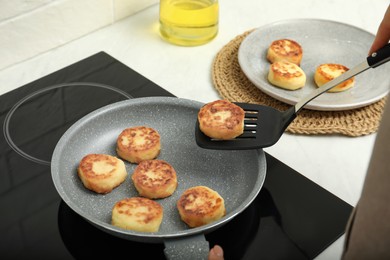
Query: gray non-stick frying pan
51 97 266 260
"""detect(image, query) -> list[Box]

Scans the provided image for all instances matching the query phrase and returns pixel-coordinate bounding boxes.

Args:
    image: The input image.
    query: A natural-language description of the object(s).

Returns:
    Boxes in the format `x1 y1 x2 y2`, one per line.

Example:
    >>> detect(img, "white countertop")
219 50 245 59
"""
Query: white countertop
1 0 389 259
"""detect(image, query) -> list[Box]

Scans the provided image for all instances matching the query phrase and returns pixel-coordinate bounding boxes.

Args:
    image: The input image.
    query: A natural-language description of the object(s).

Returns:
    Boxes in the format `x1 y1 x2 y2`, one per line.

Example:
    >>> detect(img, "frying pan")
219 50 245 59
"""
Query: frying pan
51 96 266 260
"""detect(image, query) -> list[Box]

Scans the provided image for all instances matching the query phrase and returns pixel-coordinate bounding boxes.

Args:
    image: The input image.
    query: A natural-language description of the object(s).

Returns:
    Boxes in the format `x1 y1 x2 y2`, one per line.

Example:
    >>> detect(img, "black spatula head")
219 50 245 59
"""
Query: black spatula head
195 103 296 150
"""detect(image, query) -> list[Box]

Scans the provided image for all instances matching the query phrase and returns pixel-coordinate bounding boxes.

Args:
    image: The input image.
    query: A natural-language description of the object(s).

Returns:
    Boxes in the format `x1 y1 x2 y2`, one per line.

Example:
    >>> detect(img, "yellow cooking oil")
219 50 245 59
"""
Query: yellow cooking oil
159 0 219 46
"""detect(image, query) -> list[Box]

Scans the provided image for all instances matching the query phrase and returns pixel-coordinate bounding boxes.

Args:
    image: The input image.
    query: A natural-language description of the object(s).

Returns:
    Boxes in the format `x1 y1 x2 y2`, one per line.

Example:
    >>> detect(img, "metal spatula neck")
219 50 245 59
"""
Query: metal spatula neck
294 61 370 112
281 106 297 131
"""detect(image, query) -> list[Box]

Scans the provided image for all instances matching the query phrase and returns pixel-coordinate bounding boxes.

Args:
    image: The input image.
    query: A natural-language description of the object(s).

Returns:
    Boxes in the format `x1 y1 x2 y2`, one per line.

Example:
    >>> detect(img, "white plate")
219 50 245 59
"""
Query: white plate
238 19 390 111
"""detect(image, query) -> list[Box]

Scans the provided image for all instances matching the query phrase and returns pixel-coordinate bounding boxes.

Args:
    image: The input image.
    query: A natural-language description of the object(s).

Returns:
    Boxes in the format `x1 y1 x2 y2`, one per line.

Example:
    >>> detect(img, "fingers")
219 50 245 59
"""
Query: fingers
369 5 390 55
369 22 390 54
208 245 224 260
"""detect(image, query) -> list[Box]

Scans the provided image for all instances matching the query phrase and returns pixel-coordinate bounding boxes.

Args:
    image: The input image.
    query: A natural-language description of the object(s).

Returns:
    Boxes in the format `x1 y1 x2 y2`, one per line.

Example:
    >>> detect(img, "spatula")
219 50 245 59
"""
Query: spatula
196 43 390 150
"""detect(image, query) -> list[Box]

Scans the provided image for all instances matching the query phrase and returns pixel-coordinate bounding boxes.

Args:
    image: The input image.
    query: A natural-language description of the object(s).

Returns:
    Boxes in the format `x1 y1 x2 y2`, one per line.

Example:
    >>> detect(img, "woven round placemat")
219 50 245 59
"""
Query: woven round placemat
212 30 387 136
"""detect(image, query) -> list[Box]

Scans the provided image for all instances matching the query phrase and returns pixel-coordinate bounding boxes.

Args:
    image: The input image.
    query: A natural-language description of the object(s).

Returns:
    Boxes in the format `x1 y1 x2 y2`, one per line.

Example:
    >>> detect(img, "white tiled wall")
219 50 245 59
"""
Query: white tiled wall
0 0 158 71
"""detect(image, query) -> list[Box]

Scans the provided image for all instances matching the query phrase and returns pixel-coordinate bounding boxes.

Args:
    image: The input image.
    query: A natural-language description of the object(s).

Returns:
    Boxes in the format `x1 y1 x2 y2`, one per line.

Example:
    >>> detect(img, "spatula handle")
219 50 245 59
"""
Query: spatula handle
294 61 370 113
367 42 390 68
294 43 390 113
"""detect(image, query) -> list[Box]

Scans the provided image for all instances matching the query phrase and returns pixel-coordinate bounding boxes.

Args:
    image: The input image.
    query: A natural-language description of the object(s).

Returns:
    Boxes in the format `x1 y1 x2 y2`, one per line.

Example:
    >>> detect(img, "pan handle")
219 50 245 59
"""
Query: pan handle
164 234 210 260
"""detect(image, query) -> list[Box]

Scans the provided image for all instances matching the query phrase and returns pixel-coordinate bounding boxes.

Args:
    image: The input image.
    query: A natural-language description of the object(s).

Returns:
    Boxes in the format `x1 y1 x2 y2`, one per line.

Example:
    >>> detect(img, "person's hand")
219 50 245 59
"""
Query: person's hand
208 245 224 260
369 5 390 54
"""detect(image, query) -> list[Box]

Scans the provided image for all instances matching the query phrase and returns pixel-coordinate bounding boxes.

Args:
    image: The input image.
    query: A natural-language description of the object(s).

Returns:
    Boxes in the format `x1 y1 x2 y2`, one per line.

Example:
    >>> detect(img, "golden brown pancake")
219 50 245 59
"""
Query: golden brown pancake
198 99 245 140
177 186 226 228
268 60 306 90
132 159 178 199
116 126 161 164
77 153 127 194
111 197 163 232
314 63 355 92
267 39 303 65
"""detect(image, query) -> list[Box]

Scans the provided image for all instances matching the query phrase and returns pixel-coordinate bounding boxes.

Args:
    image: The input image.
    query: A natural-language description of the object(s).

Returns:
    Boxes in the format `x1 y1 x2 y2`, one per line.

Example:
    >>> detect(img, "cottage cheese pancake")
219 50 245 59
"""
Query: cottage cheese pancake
198 99 245 140
177 186 225 228
268 60 306 90
77 153 127 194
111 197 163 232
116 126 161 164
267 39 303 66
314 63 355 92
132 159 178 199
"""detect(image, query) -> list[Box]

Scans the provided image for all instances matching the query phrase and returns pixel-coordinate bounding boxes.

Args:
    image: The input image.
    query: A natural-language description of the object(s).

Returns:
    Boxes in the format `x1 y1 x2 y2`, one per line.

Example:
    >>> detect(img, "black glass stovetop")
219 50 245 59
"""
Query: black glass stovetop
0 52 353 260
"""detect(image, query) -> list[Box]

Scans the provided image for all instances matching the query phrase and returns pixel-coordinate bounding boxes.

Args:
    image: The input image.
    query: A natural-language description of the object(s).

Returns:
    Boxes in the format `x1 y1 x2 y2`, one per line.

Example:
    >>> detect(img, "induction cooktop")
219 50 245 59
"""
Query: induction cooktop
0 52 353 260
